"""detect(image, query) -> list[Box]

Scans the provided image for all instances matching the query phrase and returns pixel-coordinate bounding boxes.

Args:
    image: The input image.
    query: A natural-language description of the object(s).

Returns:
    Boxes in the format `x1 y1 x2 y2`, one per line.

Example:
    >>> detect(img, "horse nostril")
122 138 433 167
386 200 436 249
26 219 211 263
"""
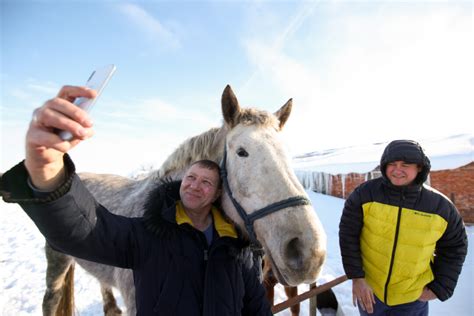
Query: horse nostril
284 237 304 270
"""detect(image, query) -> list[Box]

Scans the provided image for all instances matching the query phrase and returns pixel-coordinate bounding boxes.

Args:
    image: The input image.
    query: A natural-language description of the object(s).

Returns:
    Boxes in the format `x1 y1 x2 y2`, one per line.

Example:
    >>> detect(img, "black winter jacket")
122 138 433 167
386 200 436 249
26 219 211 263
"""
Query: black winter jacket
0 156 272 316
339 140 468 305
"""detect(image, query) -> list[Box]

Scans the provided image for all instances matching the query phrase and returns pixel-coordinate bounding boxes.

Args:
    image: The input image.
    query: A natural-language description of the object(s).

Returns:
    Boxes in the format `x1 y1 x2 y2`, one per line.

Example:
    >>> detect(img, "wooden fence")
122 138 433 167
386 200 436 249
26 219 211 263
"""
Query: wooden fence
271 275 348 315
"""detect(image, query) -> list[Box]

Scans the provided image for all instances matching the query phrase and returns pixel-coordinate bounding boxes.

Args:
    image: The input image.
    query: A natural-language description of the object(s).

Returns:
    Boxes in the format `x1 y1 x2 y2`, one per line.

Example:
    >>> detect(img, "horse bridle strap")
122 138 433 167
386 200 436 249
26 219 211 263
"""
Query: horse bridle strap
220 144 311 245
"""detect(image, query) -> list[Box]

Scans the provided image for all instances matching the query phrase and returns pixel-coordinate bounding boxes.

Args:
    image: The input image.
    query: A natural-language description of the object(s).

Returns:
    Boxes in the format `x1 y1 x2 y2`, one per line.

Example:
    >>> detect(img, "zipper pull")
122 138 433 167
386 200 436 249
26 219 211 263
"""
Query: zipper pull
204 249 208 261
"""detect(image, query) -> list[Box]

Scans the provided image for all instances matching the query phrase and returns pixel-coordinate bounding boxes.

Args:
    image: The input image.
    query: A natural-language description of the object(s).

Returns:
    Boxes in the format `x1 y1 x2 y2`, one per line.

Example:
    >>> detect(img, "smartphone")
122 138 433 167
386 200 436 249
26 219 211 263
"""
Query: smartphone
59 64 116 140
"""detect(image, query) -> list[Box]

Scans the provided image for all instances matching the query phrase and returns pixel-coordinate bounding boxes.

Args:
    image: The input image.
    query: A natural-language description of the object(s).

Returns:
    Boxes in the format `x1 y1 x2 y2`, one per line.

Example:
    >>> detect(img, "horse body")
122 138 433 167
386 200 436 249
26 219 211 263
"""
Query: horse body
43 85 327 315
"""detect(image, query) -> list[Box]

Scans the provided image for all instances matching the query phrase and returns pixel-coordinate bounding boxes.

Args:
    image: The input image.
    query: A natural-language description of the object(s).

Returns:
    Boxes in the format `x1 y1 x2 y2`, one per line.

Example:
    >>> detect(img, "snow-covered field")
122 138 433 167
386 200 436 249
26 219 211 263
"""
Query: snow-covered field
1 191 472 315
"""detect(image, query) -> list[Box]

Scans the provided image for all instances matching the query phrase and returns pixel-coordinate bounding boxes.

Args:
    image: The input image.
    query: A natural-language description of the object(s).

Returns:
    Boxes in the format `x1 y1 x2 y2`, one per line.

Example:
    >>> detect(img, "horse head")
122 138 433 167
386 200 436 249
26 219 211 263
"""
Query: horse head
219 85 327 286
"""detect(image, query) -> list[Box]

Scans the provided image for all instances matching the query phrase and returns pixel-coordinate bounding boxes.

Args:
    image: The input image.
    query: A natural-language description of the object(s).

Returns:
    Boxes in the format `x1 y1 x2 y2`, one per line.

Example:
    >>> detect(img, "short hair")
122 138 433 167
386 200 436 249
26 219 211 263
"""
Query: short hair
189 160 222 188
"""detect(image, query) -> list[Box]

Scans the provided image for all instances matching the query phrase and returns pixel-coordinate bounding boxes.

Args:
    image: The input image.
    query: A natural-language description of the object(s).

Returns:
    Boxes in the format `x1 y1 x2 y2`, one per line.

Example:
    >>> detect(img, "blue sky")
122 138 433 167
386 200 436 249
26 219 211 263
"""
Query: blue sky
1 1 472 176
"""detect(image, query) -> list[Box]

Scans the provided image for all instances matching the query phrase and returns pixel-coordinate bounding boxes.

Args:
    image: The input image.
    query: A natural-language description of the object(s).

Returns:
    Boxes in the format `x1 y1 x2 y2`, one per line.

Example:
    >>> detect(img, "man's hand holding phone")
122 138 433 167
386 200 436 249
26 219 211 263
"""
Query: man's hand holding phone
58 64 115 141
25 65 116 191
26 86 96 190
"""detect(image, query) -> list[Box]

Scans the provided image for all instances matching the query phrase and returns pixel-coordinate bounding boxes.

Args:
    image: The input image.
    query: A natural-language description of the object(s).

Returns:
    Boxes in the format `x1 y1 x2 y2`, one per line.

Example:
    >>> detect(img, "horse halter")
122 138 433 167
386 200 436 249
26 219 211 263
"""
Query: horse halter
220 143 311 246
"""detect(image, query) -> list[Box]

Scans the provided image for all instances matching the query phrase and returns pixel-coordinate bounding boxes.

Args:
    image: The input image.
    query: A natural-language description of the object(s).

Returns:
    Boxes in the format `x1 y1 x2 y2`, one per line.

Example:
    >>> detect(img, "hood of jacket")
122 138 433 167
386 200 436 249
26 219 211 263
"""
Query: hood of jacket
380 139 431 185
142 179 181 237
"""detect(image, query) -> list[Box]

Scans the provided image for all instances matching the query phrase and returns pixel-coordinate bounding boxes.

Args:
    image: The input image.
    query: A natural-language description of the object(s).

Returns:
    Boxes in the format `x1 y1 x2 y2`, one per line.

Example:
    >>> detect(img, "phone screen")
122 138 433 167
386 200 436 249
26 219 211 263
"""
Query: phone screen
73 64 116 111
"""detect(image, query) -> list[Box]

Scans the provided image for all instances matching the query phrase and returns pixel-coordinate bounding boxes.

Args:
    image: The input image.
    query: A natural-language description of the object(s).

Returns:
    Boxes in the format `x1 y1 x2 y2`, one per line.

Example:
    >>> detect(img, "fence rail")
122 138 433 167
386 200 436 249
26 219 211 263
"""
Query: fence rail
271 275 348 314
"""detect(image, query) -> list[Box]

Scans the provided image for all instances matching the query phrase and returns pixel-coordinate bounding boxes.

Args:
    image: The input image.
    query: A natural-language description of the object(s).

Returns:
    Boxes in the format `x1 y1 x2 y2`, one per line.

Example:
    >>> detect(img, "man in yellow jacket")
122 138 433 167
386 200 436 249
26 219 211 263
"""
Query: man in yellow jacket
339 140 467 315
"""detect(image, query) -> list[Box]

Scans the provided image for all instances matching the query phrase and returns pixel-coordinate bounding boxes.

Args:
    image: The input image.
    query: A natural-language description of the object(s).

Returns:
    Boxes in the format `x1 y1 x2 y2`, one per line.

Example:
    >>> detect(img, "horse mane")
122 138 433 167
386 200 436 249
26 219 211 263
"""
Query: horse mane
146 107 277 182
153 126 227 180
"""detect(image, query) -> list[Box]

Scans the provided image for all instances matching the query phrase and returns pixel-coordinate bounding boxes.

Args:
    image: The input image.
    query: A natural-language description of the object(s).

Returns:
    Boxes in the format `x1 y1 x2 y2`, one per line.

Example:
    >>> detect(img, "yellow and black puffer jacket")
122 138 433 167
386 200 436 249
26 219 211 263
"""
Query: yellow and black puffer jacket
339 140 467 306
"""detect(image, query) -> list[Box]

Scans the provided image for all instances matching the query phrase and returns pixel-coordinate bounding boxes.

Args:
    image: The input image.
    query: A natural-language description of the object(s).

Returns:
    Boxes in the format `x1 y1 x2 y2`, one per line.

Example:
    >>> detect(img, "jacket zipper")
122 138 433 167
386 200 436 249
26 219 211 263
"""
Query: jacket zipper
183 224 210 261
384 189 405 304
197 230 209 261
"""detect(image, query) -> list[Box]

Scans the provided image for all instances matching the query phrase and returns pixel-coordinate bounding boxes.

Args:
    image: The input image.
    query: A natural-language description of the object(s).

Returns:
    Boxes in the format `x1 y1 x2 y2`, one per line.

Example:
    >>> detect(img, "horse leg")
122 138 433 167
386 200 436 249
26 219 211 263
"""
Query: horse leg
262 257 278 305
284 286 300 316
42 242 75 316
114 268 137 316
263 277 276 304
100 284 123 315
75 258 134 315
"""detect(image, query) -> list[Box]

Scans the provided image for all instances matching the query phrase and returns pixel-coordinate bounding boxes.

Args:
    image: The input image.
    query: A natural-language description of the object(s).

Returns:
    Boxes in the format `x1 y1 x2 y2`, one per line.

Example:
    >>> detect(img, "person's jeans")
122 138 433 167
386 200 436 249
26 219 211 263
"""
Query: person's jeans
358 295 428 316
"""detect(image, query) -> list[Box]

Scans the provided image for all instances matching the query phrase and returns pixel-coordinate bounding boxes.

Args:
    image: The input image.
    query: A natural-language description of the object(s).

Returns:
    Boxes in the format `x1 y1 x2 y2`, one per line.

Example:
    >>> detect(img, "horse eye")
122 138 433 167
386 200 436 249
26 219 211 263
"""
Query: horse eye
237 148 249 157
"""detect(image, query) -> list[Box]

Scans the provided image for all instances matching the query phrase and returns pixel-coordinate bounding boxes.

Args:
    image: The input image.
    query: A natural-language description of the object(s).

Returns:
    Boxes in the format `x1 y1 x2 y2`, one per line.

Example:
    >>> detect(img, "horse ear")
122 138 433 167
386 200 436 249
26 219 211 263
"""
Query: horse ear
274 98 292 130
222 85 241 128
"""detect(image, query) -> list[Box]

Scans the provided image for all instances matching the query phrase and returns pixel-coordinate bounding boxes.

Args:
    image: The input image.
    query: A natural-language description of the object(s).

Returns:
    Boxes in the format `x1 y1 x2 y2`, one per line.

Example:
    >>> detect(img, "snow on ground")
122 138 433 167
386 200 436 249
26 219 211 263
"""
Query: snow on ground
0 202 117 315
1 191 472 315
292 134 473 174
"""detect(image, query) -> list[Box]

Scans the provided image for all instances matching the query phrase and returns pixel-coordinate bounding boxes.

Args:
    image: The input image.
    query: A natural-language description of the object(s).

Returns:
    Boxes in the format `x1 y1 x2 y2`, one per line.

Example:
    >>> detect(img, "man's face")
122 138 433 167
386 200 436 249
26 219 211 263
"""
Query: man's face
386 161 421 186
179 164 221 213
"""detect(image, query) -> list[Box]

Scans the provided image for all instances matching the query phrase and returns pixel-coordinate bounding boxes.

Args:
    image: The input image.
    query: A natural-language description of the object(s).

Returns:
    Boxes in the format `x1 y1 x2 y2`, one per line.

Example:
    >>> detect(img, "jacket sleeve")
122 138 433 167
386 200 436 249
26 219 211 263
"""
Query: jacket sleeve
339 185 365 279
0 156 143 269
241 257 273 316
427 201 468 301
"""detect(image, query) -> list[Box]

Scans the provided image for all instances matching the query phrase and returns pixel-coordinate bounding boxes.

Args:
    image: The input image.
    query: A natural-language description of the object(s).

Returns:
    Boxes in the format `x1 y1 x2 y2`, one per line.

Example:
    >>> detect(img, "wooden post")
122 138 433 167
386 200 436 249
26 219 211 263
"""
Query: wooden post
309 282 317 315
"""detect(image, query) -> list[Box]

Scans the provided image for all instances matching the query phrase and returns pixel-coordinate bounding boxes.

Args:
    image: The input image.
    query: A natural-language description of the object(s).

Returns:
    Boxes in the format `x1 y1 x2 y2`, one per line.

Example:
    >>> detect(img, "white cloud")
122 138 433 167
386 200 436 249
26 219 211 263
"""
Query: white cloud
26 82 58 95
242 3 473 155
117 3 180 50
6 80 60 112
97 96 218 128
9 88 32 101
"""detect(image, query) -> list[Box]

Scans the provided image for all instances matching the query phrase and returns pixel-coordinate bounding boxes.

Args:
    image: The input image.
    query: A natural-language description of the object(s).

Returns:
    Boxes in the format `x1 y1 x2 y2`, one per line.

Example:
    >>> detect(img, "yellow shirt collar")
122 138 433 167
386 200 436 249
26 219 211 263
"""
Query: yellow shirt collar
175 201 237 238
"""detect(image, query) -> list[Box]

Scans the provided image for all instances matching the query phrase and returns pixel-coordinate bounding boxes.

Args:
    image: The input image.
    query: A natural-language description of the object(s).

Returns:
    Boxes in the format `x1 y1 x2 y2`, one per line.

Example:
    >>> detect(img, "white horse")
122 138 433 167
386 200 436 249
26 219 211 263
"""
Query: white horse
43 85 327 315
